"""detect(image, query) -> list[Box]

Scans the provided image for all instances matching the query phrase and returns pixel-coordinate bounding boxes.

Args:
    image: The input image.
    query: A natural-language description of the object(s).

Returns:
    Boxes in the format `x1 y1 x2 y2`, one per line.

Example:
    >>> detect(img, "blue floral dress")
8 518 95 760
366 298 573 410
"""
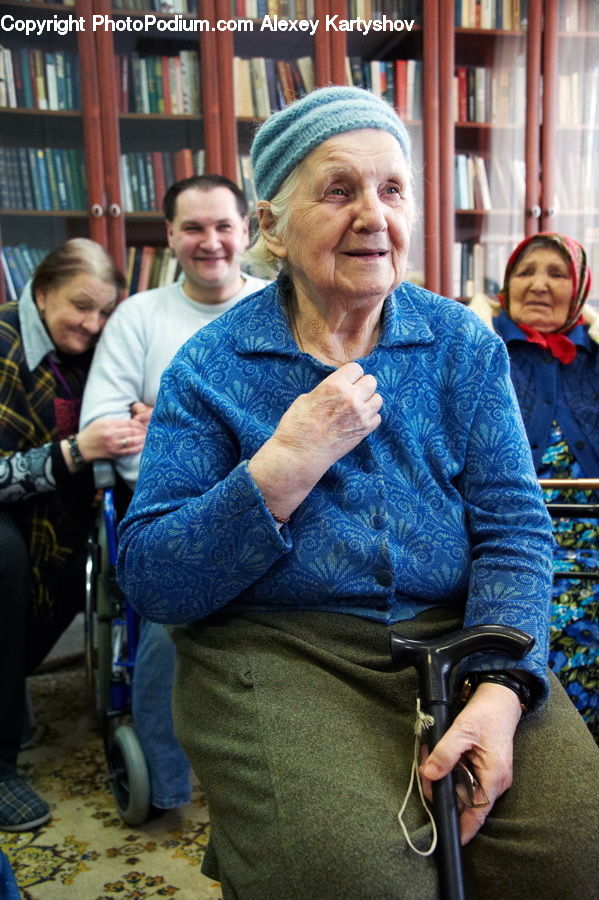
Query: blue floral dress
539 422 598 740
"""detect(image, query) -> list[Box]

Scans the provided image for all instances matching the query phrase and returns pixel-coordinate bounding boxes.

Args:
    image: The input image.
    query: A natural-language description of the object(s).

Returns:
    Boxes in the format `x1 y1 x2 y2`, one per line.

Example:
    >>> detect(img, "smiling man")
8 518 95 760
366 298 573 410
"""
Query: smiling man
79 174 268 816
81 174 267 489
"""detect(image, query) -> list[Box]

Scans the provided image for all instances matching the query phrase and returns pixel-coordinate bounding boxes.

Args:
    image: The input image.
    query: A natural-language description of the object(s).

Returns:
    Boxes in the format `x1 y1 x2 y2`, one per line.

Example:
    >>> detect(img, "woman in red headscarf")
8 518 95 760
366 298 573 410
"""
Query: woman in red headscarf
477 233 597 738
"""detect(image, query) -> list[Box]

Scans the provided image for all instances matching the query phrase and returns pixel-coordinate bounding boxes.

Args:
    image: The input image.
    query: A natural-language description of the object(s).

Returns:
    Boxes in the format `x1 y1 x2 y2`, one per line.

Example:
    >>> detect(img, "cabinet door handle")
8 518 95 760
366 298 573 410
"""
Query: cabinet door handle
543 207 555 218
90 203 104 218
527 205 541 218
108 203 122 218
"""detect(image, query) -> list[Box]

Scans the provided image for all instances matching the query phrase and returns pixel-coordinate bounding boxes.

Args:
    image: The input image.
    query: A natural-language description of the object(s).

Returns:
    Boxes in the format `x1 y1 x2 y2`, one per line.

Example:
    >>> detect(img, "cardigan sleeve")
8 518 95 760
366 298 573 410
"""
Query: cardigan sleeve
456 339 555 704
116 352 291 624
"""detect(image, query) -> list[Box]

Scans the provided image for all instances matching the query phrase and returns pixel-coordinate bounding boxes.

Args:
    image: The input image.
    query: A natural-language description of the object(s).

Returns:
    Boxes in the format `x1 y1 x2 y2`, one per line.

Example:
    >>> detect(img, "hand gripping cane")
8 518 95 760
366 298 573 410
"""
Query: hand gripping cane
390 625 535 900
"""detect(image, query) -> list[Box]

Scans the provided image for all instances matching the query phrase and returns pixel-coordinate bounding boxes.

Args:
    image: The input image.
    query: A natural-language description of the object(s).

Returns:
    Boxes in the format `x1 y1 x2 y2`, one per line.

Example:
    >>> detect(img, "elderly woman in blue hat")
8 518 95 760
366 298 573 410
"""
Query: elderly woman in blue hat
117 88 597 898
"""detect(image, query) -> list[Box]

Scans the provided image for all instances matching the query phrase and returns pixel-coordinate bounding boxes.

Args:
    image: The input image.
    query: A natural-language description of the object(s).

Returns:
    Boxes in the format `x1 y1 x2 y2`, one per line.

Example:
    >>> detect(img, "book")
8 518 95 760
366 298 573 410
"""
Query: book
43 147 60 208
296 56 314 94
1 248 18 301
473 156 492 210
32 49 47 110
250 57 270 118
137 245 155 293
234 57 254 117
34 148 51 208
45 51 58 110
17 147 35 209
239 153 257 209
151 151 166 211
2 47 16 107
174 148 194 180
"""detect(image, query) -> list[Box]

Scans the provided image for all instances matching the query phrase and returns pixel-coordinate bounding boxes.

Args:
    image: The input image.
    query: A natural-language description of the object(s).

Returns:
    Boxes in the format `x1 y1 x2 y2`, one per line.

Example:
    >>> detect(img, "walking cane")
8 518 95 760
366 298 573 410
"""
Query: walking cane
390 625 535 900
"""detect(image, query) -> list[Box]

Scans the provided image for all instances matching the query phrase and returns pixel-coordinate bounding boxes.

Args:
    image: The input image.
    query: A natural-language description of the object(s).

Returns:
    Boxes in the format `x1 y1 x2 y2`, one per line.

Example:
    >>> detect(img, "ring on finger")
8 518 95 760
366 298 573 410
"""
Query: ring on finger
120 436 129 448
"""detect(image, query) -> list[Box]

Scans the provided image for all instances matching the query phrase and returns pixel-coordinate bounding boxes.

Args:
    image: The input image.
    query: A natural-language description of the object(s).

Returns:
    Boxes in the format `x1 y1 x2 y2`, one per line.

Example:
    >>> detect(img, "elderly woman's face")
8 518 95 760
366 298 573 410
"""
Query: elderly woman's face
278 130 412 309
35 273 118 355
508 247 574 333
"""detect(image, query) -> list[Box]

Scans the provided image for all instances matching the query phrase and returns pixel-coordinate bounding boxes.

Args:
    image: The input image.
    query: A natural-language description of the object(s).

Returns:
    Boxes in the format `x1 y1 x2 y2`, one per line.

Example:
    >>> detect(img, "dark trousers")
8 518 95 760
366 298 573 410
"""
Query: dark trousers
0 511 85 777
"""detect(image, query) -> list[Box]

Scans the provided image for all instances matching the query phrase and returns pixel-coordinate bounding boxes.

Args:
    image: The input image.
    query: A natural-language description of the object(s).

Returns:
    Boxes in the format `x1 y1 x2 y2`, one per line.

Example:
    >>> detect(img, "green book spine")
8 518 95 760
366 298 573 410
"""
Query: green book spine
19 49 34 108
34 149 52 209
52 148 69 210
17 147 35 209
43 147 60 208
26 147 44 209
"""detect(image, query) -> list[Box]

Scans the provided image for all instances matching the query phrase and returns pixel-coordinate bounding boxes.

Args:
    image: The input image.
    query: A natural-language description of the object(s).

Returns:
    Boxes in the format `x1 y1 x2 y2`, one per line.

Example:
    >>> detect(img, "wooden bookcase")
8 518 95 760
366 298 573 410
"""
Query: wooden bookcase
1 0 597 305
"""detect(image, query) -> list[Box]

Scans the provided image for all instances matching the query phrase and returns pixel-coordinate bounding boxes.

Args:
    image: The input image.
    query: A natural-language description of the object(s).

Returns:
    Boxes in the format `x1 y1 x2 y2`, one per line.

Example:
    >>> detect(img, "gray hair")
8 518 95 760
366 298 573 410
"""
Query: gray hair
32 238 125 298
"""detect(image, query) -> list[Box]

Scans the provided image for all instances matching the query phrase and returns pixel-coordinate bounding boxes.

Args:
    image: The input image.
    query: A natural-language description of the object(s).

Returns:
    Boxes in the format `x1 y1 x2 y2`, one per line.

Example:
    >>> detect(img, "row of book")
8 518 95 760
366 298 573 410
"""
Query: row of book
454 0 529 30
120 149 259 212
558 0 599 32
0 146 87 211
233 1 417 16
348 1 420 16
1 245 46 302
0 47 81 112
120 149 205 212
113 0 198 11
453 63 525 125
0 141 259 215
553 150 599 213
234 55 423 122
557 68 599 127
347 58 422 121
115 51 201 116
0 241 180 303
454 153 526 210
456 0 599 31
126 245 180 295
452 241 509 299
231 2 315 16
234 56 314 118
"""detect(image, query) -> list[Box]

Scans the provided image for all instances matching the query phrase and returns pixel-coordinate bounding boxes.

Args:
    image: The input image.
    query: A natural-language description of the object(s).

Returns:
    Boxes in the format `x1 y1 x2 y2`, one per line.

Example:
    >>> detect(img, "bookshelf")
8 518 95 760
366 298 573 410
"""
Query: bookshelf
0 0 109 301
1 0 598 305
443 0 599 303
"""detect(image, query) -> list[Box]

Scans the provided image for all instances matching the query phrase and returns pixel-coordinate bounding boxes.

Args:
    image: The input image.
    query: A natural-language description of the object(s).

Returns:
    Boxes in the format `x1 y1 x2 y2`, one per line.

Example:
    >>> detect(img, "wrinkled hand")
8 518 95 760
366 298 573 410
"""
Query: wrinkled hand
130 401 154 428
248 362 382 521
77 417 147 461
274 361 382 468
420 682 522 845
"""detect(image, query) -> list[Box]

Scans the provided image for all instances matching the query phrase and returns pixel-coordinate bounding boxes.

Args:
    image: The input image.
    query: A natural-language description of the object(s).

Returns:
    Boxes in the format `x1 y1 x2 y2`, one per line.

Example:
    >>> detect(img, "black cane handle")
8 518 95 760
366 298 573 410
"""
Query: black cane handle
390 624 535 900
390 624 535 705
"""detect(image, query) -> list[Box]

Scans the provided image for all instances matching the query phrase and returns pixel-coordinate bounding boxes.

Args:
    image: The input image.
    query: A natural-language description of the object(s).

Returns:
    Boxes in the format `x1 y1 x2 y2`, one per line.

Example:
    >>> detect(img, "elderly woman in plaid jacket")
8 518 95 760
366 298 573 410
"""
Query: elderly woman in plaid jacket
0 239 146 832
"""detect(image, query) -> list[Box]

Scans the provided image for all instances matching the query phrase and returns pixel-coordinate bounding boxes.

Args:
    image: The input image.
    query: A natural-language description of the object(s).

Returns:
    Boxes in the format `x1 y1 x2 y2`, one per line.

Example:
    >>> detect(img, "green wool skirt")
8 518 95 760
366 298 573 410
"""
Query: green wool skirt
171 608 599 900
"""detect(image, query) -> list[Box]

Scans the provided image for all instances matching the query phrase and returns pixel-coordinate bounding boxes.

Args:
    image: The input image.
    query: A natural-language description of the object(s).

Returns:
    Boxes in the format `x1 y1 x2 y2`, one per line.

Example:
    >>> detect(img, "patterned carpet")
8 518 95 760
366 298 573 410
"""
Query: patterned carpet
0 664 223 900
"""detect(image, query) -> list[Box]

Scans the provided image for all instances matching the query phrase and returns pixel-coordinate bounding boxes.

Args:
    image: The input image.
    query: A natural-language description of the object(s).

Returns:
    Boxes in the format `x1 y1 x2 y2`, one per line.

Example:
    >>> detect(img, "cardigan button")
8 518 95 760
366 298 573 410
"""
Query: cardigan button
575 440 585 450
376 570 393 588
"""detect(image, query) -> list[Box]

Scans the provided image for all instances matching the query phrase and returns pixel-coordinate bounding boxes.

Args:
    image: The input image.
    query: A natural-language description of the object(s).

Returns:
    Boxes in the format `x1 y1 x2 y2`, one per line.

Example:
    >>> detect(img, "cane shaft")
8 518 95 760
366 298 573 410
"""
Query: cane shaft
428 702 466 900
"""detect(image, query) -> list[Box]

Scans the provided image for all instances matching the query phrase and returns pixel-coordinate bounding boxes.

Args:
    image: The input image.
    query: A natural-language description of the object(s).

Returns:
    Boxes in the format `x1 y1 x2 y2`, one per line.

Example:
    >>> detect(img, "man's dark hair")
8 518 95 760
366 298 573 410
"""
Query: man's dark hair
163 174 248 222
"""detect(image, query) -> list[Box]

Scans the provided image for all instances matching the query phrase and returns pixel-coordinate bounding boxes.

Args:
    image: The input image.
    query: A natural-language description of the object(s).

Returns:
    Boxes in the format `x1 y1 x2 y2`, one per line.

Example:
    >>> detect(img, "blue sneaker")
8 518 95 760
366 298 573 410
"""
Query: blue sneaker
0 777 51 832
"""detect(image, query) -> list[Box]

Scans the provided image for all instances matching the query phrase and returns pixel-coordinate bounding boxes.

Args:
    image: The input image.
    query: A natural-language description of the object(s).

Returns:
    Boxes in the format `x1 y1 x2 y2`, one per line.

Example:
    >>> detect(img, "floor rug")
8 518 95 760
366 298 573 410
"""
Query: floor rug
0 664 223 900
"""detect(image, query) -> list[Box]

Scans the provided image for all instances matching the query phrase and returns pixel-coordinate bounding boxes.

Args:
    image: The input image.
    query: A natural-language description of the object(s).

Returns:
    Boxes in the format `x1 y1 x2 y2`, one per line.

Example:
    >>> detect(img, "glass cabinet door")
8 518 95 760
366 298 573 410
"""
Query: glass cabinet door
452 2 532 301
0 0 102 302
343 2 426 286
544 0 598 306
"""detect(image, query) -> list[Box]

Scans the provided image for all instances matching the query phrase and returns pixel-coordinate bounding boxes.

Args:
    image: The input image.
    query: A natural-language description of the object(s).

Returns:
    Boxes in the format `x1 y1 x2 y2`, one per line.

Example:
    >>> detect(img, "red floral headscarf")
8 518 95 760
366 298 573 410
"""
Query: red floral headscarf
498 232 592 364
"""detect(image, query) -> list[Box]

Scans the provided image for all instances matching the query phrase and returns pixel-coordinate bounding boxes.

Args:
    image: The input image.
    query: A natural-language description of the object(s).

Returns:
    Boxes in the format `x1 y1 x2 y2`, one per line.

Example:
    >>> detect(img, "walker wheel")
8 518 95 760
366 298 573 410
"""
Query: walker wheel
109 724 151 826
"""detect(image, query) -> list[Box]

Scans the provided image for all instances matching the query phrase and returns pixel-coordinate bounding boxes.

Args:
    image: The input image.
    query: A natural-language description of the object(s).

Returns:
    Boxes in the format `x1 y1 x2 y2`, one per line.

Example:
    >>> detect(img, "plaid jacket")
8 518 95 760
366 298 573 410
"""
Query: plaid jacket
0 301 95 619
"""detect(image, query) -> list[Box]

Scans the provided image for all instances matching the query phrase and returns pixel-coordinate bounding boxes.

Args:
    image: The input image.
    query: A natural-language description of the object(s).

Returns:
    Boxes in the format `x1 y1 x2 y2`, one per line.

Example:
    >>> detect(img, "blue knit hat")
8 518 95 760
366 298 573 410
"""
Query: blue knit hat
251 86 411 201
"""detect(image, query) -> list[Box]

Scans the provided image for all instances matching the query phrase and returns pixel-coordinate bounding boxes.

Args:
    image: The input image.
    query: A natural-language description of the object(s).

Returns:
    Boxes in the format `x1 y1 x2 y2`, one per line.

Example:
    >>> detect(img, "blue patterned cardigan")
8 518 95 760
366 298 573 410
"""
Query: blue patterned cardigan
118 279 554 700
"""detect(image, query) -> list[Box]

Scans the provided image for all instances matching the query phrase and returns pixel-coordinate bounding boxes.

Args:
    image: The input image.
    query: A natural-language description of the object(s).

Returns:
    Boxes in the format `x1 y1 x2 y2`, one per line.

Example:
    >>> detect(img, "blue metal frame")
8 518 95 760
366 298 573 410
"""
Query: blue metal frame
102 486 140 712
